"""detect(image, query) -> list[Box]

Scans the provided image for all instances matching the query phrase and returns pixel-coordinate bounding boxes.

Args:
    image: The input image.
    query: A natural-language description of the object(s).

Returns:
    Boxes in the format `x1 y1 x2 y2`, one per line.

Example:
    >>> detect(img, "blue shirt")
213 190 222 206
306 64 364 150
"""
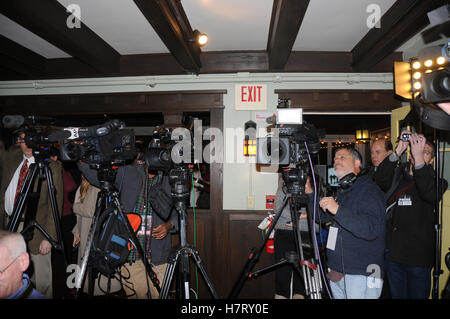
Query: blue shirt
6 274 46 299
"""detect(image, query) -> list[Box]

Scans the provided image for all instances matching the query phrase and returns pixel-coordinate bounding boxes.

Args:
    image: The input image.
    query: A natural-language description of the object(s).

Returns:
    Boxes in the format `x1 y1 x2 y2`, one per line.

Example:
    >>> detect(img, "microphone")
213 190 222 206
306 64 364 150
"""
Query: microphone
2 115 25 128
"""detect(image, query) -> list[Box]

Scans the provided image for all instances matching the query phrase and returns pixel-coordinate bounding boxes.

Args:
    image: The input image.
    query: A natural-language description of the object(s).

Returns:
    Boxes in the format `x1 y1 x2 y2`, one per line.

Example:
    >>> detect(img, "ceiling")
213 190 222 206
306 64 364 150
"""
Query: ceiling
0 0 447 80
0 1 448 139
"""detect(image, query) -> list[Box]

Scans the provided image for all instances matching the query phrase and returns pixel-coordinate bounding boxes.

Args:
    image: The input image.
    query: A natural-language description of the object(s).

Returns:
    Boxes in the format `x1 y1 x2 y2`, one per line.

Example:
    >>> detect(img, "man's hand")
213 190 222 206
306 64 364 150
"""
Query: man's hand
73 232 80 247
39 240 52 255
395 130 411 157
152 222 173 240
410 133 426 167
319 197 339 215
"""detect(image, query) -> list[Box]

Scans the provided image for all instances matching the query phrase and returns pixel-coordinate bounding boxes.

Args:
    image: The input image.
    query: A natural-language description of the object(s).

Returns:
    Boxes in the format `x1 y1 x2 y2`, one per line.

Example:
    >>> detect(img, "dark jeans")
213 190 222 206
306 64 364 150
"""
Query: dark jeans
386 259 431 299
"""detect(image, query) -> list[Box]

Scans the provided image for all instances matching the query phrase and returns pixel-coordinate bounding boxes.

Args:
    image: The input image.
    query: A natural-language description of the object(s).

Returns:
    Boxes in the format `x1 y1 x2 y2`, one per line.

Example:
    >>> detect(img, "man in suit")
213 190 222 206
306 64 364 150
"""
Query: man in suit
0 130 63 298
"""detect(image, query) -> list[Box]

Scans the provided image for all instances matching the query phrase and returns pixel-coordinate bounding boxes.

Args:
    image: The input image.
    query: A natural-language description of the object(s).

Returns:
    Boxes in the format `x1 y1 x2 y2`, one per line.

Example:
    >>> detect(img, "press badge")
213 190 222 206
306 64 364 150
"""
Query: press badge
326 226 338 251
398 196 412 206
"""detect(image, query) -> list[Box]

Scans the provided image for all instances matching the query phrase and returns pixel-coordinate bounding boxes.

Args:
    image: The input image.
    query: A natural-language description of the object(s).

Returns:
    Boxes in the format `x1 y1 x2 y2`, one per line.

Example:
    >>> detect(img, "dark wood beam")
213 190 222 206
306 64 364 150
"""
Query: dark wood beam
0 35 46 77
0 50 402 81
276 89 402 112
267 0 310 70
0 0 120 75
351 0 446 71
133 0 202 73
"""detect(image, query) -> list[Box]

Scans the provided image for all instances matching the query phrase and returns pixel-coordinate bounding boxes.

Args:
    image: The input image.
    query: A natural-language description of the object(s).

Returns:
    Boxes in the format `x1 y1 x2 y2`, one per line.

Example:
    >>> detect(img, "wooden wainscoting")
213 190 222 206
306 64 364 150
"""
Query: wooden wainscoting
171 209 275 299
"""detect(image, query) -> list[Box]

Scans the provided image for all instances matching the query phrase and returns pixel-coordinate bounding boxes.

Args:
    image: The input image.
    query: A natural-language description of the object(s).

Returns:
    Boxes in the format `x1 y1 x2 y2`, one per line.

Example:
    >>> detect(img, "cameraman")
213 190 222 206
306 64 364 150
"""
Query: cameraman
375 131 448 299
0 130 63 298
77 143 178 299
307 147 386 299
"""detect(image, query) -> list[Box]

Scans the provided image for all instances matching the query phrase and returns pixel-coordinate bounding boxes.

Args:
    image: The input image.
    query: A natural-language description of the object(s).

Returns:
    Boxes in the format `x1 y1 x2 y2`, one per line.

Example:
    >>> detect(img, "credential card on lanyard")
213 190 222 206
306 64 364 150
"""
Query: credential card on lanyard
326 226 338 251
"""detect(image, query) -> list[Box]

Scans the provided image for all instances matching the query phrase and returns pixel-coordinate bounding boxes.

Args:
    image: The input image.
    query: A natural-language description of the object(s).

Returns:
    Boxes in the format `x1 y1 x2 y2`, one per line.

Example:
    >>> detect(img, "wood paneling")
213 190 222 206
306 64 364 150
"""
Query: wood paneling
0 91 226 116
275 89 402 112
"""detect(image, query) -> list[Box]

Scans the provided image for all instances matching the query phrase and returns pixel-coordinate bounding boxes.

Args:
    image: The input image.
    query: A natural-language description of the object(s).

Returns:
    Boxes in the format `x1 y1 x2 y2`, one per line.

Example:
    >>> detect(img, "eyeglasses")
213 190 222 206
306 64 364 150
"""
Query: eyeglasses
423 150 432 156
0 256 19 276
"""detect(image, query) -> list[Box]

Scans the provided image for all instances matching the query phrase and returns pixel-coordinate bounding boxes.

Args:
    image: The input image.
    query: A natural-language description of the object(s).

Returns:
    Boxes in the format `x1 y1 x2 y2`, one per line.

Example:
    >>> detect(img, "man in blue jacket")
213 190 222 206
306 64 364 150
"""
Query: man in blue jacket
308 147 386 299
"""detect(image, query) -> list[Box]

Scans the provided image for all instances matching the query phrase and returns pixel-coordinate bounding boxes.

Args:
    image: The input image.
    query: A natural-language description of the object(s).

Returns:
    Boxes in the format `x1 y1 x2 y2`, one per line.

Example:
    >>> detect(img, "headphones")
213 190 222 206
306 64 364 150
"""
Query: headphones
338 173 357 190
338 167 371 189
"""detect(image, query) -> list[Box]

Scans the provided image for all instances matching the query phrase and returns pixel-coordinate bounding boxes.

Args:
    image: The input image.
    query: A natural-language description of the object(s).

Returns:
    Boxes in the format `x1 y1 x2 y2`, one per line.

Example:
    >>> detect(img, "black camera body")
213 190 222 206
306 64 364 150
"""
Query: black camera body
256 122 321 167
421 66 450 104
60 120 136 165
401 133 411 142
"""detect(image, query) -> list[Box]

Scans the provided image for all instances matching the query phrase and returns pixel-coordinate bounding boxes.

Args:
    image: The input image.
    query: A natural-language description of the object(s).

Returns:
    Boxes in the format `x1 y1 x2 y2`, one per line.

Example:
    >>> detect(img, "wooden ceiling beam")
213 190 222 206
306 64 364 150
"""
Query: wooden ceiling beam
267 0 310 71
0 35 46 77
351 0 446 71
0 0 120 75
133 0 202 73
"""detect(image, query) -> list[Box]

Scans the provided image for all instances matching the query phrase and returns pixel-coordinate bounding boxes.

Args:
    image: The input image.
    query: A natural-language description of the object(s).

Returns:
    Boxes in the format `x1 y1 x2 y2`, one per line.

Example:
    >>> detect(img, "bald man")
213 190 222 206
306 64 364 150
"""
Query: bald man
0 231 45 299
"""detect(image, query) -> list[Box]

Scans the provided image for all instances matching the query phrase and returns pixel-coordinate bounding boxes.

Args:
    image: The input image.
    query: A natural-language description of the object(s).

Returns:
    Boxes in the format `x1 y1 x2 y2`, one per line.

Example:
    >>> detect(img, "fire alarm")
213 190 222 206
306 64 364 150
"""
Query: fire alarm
266 195 275 209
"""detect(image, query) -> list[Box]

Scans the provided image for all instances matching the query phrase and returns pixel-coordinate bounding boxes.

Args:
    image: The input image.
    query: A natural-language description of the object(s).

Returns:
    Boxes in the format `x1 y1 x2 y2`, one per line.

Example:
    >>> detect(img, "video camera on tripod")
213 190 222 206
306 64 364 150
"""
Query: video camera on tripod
140 120 219 299
58 119 136 165
256 99 321 167
229 99 328 299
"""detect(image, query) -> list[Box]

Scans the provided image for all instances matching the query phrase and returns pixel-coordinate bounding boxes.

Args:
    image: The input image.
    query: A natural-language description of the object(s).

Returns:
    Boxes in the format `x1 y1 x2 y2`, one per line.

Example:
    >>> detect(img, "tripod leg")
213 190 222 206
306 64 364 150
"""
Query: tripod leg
7 164 38 232
159 249 180 299
44 164 65 252
190 247 220 299
75 191 106 294
228 195 290 299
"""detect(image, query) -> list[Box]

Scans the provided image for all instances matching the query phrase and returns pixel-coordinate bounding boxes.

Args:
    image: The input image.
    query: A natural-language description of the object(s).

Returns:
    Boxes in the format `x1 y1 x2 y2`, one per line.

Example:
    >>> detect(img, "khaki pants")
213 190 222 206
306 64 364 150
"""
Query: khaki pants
30 252 53 298
121 260 167 299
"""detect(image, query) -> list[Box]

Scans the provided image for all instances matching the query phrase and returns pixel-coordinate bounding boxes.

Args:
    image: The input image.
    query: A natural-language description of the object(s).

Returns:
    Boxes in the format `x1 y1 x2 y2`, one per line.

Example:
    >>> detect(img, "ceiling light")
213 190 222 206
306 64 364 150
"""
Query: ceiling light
193 30 208 47
424 59 433 67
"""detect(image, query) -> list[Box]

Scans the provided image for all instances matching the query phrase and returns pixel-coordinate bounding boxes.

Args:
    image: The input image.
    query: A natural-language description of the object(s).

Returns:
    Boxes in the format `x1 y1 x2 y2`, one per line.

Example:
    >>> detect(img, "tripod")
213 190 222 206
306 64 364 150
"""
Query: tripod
7 155 65 256
74 164 160 297
159 166 219 299
228 167 324 299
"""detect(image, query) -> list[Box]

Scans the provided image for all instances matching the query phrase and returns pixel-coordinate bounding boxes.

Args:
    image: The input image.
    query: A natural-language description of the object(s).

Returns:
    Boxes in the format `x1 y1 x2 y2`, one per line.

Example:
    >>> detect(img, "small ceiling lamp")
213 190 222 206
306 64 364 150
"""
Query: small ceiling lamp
193 29 208 47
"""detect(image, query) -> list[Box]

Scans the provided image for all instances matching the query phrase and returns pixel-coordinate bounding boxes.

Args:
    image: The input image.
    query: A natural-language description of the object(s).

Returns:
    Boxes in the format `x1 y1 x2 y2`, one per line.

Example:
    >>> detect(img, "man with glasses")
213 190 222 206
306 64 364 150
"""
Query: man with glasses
375 131 448 299
0 231 45 299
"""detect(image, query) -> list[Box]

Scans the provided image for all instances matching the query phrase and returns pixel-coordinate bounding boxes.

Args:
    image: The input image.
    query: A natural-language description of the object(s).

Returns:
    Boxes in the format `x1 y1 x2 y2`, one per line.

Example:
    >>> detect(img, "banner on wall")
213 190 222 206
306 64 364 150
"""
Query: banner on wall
235 84 267 110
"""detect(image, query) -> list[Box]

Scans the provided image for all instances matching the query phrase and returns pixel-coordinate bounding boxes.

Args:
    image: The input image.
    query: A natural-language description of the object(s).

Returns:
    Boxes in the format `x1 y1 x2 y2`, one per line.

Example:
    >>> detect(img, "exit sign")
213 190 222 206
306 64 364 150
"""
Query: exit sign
235 84 267 110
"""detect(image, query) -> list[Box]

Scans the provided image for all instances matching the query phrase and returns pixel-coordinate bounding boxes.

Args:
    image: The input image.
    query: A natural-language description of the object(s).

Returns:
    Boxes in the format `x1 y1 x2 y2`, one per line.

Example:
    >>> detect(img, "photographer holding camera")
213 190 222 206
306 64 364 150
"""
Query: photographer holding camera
375 131 447 299
78 142 178 299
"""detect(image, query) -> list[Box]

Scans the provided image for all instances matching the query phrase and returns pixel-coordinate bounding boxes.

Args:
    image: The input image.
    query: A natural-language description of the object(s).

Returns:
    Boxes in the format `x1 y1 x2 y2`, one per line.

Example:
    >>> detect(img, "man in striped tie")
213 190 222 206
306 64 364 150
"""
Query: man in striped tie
0 130 63 298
